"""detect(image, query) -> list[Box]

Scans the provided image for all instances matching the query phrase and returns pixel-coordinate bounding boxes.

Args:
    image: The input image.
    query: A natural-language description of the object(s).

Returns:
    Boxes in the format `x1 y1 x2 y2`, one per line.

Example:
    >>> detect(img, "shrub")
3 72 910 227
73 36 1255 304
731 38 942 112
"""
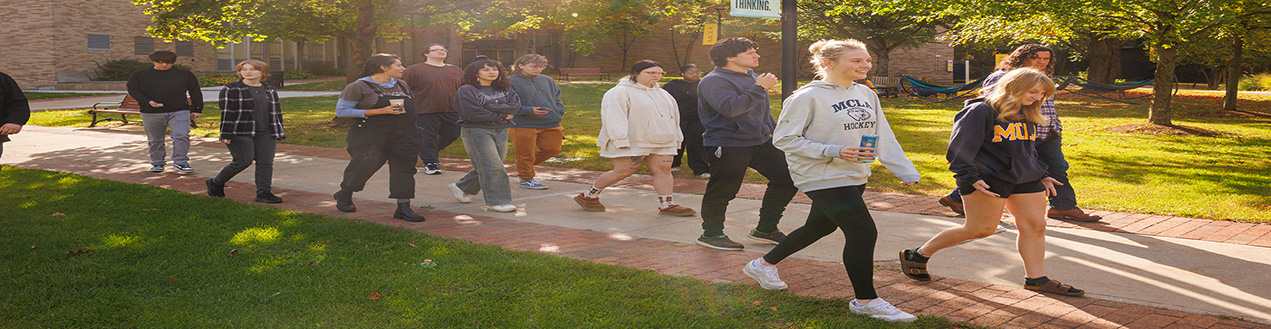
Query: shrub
1237 73 1271 91
197 74 240 87
92 59 194 81
283 70 316 80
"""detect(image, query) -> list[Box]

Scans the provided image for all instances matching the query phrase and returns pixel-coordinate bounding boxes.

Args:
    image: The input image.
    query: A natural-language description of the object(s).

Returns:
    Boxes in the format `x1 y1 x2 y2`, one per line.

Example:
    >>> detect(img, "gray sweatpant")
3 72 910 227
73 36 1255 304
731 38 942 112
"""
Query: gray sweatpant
140 110 192 167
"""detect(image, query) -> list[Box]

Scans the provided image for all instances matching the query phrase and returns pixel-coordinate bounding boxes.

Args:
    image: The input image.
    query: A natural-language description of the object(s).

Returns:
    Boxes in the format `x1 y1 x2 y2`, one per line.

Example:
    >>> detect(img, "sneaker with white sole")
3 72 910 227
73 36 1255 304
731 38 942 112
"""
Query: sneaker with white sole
423 163 442 175
849 298 917 323
696 173 711 179
519 179 549 190
175 164 195 175
742 258 788 290
149 165 165 173
488 204 517 212
747 229 786 244
696 234 744 251
447 183 474 203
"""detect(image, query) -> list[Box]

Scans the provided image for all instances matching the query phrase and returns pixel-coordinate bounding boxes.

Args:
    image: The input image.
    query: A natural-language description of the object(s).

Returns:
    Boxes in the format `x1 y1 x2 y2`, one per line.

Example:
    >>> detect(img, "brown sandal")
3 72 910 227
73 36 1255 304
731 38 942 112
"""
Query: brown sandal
899 250 931 281
1024 279 1085 296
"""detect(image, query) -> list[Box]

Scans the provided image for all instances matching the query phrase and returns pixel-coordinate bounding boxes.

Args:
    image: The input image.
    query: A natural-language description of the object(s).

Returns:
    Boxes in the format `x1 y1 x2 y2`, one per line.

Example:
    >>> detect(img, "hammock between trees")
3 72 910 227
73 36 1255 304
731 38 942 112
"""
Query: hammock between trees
894 74 1174 104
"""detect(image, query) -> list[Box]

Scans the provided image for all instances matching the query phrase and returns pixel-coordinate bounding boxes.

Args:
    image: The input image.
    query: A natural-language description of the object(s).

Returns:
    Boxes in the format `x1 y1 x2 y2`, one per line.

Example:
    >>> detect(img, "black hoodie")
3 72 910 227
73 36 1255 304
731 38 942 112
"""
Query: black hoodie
947 97 1049 190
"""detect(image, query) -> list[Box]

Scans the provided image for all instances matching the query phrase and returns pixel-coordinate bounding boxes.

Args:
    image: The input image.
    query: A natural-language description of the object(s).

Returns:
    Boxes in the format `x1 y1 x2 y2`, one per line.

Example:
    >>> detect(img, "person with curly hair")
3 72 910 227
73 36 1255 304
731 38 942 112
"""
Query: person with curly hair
446 59 521 213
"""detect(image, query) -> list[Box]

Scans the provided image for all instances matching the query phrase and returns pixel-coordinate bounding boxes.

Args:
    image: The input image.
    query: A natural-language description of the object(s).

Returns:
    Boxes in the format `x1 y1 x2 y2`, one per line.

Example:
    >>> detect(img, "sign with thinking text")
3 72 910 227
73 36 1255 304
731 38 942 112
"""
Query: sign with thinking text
731 0 780 19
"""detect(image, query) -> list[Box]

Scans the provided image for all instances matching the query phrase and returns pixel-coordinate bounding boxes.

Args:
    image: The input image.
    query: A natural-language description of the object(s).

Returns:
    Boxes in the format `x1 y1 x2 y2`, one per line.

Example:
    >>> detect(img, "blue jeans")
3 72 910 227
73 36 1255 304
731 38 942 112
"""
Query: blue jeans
140 111 192 167
947 132 1078 209
454 127 512 206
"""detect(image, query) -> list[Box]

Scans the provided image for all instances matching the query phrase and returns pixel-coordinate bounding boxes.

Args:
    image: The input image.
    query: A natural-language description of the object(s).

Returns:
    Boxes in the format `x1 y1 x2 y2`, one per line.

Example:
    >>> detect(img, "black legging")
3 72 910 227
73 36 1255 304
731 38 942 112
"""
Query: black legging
762 184 878 300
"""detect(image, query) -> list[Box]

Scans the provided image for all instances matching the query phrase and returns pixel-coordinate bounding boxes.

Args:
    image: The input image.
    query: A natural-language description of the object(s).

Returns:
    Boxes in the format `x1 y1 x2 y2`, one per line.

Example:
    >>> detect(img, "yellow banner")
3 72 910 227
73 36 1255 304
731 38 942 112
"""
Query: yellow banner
703 24 718 45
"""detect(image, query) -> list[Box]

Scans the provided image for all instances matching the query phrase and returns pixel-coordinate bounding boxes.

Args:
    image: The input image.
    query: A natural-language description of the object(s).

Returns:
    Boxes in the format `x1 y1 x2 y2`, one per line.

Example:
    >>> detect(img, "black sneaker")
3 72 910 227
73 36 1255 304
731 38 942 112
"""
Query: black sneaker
206 178 225 197
255 192 283 204
747 229 786 244
696 235 744 251
423 163 442 175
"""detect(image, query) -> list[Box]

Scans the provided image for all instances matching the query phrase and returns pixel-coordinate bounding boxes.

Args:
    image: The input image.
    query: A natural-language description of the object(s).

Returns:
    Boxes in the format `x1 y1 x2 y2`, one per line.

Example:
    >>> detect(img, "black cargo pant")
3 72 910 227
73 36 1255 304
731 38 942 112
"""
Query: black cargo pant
700 140 798 237
339 119 425 199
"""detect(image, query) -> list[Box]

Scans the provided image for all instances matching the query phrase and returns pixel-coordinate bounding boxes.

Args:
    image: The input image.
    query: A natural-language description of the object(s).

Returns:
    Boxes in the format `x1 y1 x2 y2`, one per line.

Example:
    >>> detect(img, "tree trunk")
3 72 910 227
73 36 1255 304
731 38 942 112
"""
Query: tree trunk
345 0 377 83
1224 33 1243 111
1086 34 1121 84
1207 66 1223 90
871 44 891 77
1149 45 1178 126
295 41 306 71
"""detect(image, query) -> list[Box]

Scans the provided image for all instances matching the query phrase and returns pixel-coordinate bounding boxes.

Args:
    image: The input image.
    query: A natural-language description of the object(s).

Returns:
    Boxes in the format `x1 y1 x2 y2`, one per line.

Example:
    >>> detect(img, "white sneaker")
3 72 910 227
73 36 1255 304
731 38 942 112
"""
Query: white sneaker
742 258 788 290
447 183 474 203
849 298 916 323
697 173 711 179
488 204 517 212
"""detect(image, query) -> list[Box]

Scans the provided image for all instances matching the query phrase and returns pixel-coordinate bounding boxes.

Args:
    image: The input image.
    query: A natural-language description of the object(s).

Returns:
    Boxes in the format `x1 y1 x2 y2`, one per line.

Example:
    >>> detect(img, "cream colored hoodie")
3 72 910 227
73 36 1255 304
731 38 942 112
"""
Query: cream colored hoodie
597 79 684 149
774 81 920 191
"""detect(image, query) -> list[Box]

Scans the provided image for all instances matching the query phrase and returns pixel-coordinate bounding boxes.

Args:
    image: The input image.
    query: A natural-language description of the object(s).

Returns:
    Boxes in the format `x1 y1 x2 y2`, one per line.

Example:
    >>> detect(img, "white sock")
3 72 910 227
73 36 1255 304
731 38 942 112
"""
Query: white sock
583 186 603 199
658 195 674 208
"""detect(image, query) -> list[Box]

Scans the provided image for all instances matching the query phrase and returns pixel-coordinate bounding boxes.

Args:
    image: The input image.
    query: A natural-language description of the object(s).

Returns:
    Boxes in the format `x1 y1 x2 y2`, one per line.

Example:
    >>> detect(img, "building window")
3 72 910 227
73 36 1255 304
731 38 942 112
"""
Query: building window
134 37 155 55
87 34 110 50
175 41 194 56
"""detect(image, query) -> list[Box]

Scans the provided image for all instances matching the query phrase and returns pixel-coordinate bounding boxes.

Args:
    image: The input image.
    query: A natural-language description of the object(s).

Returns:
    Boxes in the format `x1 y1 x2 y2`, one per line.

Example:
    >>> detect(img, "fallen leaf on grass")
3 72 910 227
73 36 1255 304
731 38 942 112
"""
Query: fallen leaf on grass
307 262 316 267
408 243 418 248
30 245 36 250
367 291 383 300
65 248 93 254
752 301 762 306
142 209 155 211
51 212 66 217
168 276 176 280
769 307 778 311
228 249 238 256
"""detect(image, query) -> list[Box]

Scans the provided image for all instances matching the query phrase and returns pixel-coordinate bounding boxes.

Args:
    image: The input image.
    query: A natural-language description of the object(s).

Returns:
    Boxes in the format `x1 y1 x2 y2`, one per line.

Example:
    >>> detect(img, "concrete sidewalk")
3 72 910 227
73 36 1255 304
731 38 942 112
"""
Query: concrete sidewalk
3 125 1269 328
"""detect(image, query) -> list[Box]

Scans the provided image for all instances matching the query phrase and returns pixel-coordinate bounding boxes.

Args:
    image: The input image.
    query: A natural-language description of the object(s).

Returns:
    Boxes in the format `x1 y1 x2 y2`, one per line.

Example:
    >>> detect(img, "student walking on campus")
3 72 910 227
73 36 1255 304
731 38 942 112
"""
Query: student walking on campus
403 43 464 176
0 71 30 170
901 68 1086 297
205 60 285 203
742 39 920 323
331 54 427 222
508 54 565 190
573 60 696 217
127 50 204 174
695 37 798 250
662 64 710 178
446 59 520 213
937 44 1101 222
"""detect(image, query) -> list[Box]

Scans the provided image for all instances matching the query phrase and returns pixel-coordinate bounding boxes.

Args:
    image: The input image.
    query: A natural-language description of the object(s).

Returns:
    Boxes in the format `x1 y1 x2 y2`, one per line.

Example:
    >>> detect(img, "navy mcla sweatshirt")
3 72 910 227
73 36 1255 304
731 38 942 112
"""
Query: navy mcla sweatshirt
947 97 1049 190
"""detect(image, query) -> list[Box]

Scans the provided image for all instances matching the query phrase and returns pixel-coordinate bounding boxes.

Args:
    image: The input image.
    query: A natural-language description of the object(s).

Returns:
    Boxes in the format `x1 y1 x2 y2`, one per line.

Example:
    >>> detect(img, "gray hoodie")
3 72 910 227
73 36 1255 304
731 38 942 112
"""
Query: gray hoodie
508 73 565 128
773 81 920 191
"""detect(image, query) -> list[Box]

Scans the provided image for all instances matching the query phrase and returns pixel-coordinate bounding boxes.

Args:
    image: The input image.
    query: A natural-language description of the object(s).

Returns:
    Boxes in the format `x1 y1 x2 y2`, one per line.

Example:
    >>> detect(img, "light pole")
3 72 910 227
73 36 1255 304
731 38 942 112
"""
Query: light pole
714 7 726 41
781 0 796 100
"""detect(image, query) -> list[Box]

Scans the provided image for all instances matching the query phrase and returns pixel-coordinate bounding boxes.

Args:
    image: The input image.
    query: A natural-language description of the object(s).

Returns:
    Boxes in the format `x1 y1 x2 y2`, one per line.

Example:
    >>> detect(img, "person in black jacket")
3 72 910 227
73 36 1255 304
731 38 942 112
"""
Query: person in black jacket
127 51 204 174
0 71 31 170
900 68 1085 297
662 64 710 178
206 60 285 203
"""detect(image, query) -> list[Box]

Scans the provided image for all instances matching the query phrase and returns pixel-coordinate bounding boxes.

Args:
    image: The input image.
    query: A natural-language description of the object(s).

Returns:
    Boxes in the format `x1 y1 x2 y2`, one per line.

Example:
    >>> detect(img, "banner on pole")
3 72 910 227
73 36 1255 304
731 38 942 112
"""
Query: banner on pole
702 24 718 45
730 0 780 19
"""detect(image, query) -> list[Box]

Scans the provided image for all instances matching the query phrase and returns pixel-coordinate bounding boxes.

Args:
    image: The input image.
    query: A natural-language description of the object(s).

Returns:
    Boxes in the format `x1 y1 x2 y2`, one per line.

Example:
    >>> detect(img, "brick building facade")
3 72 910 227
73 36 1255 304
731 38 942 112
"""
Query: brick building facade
0 0 952 90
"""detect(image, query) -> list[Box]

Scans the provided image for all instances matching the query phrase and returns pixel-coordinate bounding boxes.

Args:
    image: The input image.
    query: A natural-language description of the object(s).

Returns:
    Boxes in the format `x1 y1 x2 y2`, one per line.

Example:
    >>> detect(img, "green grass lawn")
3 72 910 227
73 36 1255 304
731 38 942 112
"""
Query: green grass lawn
23 92 121 101
0 167 963 328
280 80 346 91
26 85 1271 222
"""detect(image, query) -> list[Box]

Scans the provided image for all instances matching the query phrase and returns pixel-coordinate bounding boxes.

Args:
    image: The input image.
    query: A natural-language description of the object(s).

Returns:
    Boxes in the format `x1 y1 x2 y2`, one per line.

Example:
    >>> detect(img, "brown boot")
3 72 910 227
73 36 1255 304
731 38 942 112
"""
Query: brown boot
573 194 606 212
1047 208 1101 222
938 195 964 215
659 204 697 217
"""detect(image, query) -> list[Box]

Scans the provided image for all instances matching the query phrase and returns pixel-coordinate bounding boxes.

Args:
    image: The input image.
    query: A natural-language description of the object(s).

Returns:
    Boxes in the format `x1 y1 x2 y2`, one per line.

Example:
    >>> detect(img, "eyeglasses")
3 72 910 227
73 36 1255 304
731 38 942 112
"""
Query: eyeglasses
522 64 545 70
683 72 703 76
428 48 447 53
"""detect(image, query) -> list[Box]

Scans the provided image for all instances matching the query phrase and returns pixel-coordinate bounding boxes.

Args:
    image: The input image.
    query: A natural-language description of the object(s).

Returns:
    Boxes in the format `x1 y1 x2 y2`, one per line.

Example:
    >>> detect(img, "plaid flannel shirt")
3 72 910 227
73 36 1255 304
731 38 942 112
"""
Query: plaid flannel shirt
981 70 1061 139
218 80 285 140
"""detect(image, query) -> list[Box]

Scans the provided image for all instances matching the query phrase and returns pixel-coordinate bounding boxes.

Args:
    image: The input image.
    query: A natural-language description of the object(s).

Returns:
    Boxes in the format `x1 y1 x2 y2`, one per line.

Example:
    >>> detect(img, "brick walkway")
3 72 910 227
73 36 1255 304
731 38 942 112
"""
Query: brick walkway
19 147 1270 329
207 140 1271 248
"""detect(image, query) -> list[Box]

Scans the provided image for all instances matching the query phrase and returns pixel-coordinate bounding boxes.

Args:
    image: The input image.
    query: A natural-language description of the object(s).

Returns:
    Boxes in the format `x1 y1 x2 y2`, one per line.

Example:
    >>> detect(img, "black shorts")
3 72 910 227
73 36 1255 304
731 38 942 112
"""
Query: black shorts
959 177 1045 198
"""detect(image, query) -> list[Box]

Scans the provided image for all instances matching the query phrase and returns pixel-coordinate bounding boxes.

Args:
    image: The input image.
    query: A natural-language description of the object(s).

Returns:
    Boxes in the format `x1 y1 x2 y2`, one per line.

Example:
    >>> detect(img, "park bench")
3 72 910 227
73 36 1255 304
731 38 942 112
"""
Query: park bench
89 95 196 127
868 76 901 98
558 68 611 82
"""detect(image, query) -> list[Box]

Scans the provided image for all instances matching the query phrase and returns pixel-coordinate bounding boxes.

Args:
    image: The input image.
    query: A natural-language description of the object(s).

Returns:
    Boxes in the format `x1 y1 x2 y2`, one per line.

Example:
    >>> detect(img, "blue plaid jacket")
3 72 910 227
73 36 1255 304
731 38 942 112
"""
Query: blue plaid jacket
981 70 1061 139
218 80 285 140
